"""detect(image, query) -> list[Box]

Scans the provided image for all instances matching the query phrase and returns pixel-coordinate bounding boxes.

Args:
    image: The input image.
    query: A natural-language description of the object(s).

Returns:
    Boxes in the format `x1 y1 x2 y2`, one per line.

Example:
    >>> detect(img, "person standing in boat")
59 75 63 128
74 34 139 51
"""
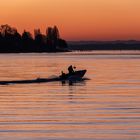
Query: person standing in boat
68 65 76 75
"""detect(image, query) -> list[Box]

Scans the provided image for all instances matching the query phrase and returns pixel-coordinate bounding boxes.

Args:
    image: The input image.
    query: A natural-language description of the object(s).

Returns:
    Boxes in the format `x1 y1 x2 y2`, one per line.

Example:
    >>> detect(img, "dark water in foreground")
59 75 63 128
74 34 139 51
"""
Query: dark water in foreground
0 51 140 140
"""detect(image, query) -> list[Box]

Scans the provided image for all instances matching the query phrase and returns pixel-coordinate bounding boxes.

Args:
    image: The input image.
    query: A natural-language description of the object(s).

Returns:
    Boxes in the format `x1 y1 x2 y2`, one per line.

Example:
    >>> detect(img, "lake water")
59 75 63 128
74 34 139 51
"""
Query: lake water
0 51 140 140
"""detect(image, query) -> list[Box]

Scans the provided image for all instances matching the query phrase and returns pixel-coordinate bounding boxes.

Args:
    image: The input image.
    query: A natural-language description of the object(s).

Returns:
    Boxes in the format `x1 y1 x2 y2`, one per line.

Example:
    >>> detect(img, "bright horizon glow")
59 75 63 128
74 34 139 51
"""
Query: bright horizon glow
0 0 140 41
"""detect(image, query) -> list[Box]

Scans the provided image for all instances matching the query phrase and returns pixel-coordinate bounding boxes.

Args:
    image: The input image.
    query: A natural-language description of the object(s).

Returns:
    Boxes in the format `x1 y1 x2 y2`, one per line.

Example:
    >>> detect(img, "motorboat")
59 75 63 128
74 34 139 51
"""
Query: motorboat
0 70 87 85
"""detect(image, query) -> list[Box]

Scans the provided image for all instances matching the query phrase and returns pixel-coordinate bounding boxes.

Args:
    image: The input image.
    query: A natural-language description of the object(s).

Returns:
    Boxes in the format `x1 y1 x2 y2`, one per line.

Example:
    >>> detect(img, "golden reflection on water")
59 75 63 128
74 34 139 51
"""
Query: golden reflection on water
0 53 140 140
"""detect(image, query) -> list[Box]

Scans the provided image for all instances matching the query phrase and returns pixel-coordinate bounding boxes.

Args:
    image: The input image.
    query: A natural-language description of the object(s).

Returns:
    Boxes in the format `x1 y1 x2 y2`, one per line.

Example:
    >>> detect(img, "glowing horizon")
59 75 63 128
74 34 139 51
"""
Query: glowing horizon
0 0 140 41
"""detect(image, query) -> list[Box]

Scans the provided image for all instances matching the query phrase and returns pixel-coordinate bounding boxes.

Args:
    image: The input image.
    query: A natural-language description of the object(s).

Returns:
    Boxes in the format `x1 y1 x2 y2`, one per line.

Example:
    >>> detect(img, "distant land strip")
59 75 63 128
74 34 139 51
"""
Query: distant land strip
68 41 140 51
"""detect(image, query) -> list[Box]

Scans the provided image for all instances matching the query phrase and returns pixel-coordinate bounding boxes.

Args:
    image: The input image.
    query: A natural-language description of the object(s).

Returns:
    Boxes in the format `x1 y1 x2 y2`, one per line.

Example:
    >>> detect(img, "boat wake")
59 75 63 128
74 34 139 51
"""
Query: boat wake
0 70 88 85
0 77 89 85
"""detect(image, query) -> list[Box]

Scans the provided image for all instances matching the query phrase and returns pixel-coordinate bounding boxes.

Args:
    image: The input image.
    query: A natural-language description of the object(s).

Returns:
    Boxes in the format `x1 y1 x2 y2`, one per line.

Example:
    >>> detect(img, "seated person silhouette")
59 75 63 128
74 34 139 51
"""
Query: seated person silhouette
61 71 66 79
68 65 75 75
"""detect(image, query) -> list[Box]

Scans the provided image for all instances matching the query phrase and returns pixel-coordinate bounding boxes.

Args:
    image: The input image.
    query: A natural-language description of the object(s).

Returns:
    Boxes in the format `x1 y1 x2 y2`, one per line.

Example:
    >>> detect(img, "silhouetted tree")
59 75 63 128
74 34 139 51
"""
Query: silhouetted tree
22 30 33 41
21 30 34 51
34 29 48 51
0 24 68 53
46 27 53 40
0 24 22 52
46 27 54 50
46 26 62 51
0 24 17 36
34 29 41 37
52 26 60 40
34 29 44 44
13 31 22 49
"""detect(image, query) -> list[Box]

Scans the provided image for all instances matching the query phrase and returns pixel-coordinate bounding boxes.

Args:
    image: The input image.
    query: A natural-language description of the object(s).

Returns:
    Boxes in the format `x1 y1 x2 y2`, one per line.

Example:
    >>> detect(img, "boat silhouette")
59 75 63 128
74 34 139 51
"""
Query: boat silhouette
0 70 87 85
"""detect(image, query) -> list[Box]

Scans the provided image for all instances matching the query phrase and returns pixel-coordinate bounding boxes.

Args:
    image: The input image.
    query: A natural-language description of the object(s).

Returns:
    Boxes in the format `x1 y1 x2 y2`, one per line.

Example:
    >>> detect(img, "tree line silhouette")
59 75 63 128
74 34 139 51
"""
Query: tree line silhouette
0 24 68 53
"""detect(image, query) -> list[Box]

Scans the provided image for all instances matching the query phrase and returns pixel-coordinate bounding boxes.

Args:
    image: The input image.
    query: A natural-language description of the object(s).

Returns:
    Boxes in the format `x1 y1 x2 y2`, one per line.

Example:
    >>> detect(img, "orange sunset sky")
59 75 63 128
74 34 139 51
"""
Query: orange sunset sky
0 0 140 41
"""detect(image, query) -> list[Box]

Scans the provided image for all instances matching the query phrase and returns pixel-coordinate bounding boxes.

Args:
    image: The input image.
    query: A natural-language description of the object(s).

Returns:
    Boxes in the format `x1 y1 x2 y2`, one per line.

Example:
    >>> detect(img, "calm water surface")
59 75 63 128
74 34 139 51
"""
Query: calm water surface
0 51 140 140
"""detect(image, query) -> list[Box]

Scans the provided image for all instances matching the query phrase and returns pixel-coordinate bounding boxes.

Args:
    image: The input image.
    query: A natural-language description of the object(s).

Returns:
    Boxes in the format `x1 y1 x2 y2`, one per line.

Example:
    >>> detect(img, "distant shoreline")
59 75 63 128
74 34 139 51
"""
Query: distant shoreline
0 50 139 56
68 40 140 51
